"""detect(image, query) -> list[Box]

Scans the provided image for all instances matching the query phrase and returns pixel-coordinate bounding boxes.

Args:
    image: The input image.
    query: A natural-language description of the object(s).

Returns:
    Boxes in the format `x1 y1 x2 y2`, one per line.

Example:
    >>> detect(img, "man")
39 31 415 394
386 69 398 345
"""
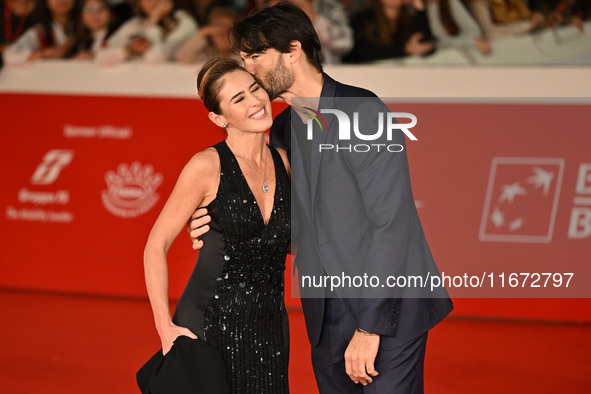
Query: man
189 4 453 392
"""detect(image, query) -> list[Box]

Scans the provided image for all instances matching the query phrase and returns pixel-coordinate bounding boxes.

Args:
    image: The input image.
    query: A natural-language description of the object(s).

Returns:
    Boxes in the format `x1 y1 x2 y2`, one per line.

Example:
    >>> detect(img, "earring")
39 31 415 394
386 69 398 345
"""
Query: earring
222 123 227 128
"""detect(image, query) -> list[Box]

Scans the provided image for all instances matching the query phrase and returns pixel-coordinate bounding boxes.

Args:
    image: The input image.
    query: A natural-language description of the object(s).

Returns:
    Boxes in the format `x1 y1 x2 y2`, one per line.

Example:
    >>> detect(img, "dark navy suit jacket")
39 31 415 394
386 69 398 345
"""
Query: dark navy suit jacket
269 74 453 347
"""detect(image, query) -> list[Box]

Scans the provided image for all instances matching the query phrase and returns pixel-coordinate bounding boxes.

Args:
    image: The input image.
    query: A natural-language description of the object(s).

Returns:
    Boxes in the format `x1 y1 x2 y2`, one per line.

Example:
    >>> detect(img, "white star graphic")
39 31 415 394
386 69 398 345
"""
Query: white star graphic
526 167 554 195
508 218 524 231
490 206 505 228
498 182 527 204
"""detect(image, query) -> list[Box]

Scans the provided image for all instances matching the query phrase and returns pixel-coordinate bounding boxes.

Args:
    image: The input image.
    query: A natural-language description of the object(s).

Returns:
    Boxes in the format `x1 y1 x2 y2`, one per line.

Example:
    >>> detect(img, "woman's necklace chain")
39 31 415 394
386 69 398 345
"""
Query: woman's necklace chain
226 139 269 193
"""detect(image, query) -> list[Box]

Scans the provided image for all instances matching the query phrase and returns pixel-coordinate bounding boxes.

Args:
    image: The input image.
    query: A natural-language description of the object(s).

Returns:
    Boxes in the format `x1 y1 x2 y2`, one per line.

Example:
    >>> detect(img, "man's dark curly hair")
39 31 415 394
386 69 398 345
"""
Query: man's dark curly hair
231 3 323 73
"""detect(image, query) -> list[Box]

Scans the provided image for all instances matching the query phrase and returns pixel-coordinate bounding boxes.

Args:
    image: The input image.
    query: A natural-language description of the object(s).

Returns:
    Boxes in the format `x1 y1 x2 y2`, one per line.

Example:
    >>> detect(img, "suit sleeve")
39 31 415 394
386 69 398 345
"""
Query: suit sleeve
344 101 417 336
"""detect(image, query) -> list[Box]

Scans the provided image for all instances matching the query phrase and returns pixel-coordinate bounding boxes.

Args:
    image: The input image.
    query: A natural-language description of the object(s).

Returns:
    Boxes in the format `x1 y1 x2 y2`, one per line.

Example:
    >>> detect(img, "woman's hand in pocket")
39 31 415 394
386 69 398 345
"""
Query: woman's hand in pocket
157 322 198 355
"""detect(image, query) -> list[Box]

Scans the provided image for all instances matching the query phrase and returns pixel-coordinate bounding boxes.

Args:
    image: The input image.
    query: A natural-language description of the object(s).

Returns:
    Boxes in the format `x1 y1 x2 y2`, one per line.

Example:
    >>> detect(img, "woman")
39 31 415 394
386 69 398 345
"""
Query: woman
343 0 435 63
95 0 196 65
143 58 291 393
68 0 117 59
3 0 77 64
1 0 37 52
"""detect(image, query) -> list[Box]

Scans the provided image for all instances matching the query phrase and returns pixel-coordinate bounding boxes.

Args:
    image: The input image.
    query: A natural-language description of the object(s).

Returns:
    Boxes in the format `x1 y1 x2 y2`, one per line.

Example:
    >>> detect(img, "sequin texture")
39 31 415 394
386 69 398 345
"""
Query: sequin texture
201 141 291 393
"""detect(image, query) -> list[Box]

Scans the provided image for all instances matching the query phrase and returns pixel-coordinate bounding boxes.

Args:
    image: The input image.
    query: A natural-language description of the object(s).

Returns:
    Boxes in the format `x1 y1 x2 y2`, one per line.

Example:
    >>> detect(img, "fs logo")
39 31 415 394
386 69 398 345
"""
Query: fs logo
479 157 564 243
305 108 417 141
30 150 74 185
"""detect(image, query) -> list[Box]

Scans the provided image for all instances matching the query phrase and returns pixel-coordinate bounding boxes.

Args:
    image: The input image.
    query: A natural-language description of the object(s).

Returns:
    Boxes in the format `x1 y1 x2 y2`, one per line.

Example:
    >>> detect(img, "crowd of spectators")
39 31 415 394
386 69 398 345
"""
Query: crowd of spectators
0 0 589 66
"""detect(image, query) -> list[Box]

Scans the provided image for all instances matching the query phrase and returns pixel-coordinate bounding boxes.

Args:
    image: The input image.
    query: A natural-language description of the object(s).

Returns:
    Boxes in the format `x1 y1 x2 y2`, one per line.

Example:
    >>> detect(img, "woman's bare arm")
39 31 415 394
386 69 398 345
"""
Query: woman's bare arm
143 147 219 353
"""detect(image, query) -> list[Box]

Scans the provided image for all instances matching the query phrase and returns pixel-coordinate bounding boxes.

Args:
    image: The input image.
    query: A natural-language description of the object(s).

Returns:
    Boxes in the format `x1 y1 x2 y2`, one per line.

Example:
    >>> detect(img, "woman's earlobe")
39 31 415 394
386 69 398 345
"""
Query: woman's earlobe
208 112 226 128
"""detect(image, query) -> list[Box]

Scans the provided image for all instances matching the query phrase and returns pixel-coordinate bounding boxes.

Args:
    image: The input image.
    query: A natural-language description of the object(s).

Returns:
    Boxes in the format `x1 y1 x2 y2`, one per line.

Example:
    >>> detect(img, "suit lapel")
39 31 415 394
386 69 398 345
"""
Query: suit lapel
310 74 337 210
289 108 314 223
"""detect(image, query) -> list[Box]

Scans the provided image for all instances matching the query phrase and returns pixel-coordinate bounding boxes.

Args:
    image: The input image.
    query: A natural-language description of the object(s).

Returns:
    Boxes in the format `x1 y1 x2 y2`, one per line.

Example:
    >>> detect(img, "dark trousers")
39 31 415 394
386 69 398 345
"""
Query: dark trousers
311 298 428 394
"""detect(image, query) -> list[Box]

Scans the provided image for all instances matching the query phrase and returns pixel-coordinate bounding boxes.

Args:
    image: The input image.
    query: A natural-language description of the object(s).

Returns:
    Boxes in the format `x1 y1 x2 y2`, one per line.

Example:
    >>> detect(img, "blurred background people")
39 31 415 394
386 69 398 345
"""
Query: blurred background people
343 0 435 63
268 0 353 63
426 0 491 54
187 0 215 25
108 0 135 23
95 0 196 64
1 0 37 51
174 6 239 63
67 0 119 58
545 0 589 32
301 0 353 63
466 0 537 39
335 0 365 15
3 0 78 64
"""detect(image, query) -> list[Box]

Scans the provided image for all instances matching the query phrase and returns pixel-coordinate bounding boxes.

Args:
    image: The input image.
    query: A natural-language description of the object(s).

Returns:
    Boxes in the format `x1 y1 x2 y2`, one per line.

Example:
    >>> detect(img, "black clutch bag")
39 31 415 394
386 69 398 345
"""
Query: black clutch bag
136 335 230 394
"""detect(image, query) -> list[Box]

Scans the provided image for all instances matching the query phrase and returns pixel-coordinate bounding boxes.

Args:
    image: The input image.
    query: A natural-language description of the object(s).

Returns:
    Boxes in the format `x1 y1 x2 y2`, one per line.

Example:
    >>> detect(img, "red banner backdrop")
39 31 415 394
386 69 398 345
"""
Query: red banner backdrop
1 94 590 321
396 102 591 321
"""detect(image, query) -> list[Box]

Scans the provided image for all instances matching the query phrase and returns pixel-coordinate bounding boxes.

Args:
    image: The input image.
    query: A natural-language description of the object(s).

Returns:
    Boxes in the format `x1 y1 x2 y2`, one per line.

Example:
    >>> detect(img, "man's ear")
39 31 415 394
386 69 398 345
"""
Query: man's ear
209 112 227 128
287 40 303 64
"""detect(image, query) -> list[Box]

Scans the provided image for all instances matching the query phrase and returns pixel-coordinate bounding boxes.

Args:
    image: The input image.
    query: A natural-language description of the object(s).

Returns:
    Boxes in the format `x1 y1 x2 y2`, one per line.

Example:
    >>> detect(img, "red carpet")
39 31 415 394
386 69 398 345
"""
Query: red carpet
0 290 589 393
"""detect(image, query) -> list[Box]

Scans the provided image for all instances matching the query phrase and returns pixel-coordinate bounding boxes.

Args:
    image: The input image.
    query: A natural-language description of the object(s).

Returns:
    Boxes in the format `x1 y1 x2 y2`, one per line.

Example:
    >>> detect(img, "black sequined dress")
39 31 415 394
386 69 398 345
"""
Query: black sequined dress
172 141 290 393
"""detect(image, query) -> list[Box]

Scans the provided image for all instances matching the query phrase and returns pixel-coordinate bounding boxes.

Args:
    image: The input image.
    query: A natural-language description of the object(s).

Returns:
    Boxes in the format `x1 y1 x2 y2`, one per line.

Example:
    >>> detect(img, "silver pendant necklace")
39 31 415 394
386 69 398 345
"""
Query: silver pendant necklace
226 139 269 193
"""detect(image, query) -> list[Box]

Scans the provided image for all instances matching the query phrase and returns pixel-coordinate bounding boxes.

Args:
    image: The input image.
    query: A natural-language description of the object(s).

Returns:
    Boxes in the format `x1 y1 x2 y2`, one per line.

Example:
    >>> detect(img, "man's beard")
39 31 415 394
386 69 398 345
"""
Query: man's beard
262 55 294 101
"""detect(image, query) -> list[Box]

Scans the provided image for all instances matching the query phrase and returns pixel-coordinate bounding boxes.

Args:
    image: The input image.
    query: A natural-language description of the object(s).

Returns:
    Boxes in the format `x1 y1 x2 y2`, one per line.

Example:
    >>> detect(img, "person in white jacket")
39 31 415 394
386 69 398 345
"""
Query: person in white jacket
95 0 197 65
426 0 491 54
3 0 77 65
